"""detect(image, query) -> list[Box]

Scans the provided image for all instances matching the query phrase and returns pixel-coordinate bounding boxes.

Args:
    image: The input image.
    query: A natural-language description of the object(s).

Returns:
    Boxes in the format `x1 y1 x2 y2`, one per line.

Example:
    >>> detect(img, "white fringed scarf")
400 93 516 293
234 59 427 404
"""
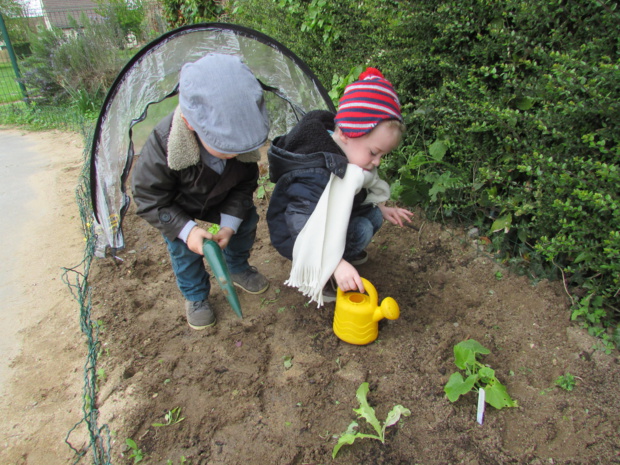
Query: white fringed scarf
285 164 390 306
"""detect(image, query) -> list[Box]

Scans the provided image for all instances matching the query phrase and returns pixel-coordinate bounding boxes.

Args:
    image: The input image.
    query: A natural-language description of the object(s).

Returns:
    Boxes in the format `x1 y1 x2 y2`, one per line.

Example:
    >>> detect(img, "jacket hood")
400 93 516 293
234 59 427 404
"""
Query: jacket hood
268 110 348 182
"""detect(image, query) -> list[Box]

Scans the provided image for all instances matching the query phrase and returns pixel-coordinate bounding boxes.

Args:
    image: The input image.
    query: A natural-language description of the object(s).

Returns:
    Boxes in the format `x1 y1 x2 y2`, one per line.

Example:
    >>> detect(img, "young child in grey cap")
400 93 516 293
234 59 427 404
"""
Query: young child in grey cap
132 53 270 330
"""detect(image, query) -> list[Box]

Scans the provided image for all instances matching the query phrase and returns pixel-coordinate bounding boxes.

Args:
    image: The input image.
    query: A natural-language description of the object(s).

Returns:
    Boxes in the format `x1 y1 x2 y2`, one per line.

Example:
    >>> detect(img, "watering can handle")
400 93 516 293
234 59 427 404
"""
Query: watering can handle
335 277 378 305
360 277 378 305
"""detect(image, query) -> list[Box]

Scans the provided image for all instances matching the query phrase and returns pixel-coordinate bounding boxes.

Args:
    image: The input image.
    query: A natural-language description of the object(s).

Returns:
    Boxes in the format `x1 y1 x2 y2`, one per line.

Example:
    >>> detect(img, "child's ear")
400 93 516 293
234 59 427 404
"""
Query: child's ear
334 126 349 144
180 113 195 132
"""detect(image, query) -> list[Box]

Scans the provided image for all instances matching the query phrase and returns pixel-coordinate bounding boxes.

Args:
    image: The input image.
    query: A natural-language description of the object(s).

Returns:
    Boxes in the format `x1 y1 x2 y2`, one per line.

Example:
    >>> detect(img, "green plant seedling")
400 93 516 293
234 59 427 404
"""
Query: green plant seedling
152 407 185 427
256 174 275 200
332 382 411 459
125 438 144 463
444 339 517 410
555 372 576 391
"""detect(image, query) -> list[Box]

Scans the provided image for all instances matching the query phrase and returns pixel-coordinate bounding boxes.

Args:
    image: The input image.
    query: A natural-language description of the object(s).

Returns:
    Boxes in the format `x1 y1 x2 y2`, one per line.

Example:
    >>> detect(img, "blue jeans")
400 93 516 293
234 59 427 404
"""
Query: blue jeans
164 207 259 301
343 205 384 261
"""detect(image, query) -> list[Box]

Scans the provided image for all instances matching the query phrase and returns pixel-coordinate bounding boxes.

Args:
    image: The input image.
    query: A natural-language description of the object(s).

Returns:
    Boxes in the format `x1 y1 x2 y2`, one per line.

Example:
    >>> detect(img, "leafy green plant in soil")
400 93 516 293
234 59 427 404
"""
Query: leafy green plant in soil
332 382 411 458
152 407 185 427
555 373 577 392
444 339 517 410
125 438 144 463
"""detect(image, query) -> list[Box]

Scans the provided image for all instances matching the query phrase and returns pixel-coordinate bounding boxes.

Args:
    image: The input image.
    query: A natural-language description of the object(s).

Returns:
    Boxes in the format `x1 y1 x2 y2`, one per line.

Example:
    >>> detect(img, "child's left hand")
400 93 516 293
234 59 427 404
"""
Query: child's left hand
378 204 414 227
212 227 235 249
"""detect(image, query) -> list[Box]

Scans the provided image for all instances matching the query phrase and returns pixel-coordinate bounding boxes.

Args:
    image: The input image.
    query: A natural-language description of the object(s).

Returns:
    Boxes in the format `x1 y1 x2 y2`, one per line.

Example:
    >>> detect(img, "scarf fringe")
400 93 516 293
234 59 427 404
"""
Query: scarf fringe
285 266 325 307
286 165 389 308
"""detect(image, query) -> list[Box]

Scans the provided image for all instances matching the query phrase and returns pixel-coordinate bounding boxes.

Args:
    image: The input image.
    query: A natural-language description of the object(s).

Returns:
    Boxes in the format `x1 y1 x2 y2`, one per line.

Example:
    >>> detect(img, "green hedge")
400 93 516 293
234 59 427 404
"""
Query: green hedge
226 0 620 345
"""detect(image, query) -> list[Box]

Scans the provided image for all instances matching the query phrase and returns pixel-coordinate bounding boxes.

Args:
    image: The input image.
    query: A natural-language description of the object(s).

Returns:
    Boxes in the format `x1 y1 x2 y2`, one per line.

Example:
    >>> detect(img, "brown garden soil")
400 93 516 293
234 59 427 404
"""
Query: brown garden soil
89 157 620 465
2 129 616 465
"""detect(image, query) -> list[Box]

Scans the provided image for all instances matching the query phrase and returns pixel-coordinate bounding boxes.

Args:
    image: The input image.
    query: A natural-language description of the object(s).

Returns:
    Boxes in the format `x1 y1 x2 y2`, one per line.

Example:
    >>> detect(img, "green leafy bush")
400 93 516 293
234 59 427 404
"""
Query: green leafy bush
159 0 225 28
95 0 147 44
229 0 620 337
12 0 617 342
20 13 130 111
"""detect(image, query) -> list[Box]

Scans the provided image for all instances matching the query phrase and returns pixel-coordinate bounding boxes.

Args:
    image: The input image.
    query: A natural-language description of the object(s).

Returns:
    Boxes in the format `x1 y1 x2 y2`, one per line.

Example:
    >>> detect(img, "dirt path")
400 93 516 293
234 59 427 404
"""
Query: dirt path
0 128 86 464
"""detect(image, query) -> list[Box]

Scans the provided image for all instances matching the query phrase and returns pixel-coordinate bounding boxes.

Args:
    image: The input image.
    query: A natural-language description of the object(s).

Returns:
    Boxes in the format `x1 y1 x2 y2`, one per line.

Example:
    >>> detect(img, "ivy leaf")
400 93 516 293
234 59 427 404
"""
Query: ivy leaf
444 372 477 402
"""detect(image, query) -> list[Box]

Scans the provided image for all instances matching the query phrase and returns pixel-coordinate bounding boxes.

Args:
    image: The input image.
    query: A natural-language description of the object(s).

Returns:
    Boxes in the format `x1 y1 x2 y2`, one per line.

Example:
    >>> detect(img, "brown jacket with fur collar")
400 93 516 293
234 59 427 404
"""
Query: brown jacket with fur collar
131 108 259 240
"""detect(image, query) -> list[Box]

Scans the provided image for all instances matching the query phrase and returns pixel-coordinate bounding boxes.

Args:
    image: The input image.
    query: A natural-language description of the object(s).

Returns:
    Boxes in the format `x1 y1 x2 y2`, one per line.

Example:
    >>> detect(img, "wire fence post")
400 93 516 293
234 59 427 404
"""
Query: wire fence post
0 12 29 104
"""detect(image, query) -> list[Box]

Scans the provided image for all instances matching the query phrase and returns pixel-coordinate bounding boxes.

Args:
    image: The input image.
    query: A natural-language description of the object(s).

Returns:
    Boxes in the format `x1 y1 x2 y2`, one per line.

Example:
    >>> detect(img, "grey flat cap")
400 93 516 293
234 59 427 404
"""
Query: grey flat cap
179 53 270 154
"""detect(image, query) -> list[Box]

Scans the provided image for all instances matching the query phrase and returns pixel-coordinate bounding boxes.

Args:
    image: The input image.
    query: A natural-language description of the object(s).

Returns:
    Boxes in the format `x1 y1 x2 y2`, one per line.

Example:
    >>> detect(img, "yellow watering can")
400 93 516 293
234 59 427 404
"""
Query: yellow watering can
333 278 400 345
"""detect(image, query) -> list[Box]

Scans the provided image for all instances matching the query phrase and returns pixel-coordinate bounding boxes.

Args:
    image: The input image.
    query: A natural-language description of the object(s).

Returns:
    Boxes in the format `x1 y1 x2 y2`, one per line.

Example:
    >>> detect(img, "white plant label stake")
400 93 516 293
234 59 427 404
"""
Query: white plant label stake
477 388 486 425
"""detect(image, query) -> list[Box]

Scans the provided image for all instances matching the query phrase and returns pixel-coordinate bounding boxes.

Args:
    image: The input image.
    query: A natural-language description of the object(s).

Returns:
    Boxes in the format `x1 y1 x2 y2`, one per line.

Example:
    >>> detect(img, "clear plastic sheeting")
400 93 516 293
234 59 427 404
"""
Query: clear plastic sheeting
91 23 334 256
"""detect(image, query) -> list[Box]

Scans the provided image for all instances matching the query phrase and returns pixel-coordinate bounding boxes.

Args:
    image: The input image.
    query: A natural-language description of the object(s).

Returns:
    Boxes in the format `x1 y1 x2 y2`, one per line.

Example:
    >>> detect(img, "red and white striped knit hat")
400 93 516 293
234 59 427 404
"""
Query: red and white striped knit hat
334 67 402 138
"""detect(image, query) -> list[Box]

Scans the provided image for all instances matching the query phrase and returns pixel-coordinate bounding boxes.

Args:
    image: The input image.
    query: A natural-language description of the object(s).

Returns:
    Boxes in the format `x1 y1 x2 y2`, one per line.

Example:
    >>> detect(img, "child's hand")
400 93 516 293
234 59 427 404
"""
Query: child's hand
187 226 213 255
212 227 235 249
378 203 414 227
334 259 365 294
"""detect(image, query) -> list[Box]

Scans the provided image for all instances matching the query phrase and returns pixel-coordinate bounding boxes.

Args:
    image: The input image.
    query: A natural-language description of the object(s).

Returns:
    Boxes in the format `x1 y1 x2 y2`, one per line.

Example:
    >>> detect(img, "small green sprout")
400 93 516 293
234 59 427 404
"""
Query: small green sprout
125 438 144 463
152 407 185 427
555 373 576 391
332 382 410 458
256 175 275 200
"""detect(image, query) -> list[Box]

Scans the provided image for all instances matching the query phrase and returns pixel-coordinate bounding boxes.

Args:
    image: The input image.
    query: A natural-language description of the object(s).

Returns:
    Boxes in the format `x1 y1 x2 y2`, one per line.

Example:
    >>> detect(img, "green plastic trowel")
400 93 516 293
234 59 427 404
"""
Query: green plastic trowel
202 239 242 318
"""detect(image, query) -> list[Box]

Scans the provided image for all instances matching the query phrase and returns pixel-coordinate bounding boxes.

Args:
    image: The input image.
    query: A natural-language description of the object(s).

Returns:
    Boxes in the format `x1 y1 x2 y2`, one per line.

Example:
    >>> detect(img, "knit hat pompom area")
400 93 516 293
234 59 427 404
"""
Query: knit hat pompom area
334 67 402 138
358 67 384 80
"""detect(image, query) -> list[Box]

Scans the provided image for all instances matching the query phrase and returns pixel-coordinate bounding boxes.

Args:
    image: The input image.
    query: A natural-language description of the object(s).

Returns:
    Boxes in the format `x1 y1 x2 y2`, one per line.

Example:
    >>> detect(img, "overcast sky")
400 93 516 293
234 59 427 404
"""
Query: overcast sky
20 0 43 14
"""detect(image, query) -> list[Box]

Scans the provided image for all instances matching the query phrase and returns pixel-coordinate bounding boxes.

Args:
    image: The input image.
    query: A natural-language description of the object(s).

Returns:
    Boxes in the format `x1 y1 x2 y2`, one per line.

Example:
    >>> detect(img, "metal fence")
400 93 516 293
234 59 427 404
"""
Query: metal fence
0 2 167 129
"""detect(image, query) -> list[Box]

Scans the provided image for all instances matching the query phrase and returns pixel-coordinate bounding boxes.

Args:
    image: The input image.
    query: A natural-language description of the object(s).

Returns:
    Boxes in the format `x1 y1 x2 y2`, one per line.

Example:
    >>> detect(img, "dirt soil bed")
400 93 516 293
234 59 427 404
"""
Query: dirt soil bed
91 164 620 465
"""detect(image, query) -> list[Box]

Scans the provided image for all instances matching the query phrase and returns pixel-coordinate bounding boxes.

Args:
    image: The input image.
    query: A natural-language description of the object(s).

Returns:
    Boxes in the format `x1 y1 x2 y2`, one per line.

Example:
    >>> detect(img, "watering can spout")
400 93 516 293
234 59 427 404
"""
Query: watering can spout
373 297 399 322
333 278 400 345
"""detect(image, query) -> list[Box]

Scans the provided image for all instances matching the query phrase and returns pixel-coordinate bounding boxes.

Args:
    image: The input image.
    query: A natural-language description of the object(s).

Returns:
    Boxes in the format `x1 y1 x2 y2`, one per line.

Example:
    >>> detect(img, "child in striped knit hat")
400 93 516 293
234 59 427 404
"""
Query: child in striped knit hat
267 68 413 305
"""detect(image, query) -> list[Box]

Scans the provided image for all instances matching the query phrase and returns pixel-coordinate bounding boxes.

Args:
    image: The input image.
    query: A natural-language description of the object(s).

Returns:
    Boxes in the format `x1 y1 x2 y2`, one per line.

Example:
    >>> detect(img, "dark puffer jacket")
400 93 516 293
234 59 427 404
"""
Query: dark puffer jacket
266 110 370 259
132 110 259 240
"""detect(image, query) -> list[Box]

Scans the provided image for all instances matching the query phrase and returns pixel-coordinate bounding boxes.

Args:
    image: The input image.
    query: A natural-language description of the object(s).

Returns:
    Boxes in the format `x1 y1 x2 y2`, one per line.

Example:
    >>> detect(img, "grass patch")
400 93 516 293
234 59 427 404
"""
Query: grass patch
0 101 95 134
0 62 26 104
